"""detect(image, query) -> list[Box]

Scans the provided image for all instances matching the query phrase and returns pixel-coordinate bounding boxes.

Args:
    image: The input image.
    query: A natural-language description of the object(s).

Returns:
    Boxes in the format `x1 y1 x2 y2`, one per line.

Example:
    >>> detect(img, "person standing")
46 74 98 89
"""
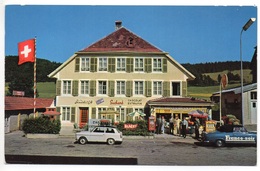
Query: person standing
161 116 165 134
156 115 162 134
169 115 174 134
181 117 188 138
173 116 180 136
195 117 200 139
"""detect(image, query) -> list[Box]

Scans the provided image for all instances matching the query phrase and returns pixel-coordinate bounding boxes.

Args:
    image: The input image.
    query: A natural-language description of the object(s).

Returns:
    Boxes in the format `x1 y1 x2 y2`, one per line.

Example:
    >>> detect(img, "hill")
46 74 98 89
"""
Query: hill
5 56 62 82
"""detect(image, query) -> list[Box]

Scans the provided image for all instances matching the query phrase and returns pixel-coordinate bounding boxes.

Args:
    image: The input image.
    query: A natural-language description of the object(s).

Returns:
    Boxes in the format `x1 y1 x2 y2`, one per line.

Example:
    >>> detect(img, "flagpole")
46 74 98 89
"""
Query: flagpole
33 36 37 117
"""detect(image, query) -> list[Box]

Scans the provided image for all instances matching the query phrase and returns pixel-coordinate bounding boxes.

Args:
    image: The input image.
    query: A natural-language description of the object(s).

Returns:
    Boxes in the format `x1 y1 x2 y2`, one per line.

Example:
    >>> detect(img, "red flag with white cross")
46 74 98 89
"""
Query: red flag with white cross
18 39 35 65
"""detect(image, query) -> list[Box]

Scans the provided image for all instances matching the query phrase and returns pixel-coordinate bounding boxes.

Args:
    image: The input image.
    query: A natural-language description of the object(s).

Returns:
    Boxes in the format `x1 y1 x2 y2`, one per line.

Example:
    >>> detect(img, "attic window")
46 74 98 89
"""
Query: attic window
126 37 135 47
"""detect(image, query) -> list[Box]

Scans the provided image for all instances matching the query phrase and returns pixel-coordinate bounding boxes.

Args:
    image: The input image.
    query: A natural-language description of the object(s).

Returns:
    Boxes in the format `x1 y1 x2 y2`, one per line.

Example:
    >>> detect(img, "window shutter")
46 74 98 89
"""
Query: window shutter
126 81 133 97
108 80 115 97
75 57 80 72
126 58 133 73
71 107 75 123
145 58 152 73
182 81 187 97
90 80 96 97
90 58 97 72
145 81 152 97
72 80 79 96
163 58 167 73
92 108 96 119
163 81 170 97
108 58 116 73
56 107 60 120
56 80 61 96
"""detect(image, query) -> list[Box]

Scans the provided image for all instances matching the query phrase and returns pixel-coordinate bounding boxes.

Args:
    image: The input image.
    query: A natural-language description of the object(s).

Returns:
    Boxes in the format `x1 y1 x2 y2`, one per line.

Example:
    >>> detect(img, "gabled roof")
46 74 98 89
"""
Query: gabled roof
79 27 162 53
5 96 54 111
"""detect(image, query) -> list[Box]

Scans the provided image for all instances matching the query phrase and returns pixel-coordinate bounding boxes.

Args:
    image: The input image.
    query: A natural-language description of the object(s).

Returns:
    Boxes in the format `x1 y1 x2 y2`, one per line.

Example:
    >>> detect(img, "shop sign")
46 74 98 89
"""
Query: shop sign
124 124 138 129
96 98 104 105
128 99 142 105
75 99 93 104
110 99 124 105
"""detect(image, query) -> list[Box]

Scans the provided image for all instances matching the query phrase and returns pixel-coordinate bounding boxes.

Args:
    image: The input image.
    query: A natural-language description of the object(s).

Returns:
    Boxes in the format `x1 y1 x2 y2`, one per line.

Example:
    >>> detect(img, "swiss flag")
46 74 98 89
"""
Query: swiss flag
18 39 35 65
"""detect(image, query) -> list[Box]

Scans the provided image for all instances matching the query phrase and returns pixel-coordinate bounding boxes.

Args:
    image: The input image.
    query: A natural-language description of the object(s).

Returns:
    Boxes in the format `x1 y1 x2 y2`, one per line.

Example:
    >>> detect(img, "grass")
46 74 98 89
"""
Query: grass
5 82 56 98
187 83 241 100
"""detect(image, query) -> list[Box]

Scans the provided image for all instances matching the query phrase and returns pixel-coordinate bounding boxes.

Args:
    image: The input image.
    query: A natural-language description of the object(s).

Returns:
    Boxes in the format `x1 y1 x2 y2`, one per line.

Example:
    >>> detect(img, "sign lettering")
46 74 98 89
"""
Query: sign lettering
124 124 138 129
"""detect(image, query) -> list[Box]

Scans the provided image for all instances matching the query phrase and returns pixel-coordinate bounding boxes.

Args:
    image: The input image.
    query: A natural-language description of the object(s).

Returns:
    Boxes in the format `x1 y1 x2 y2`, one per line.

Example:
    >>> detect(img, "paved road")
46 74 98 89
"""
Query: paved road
5 131 257 165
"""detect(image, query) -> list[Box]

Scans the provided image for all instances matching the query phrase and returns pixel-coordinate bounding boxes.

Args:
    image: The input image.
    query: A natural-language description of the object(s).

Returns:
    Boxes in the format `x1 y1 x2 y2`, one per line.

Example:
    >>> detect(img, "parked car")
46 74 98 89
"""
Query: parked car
75 126 123 145
201 125 257 147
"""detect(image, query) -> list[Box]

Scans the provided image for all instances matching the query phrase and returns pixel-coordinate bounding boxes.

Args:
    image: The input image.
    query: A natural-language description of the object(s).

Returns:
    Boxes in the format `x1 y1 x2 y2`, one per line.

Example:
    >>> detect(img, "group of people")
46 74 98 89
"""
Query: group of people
156 115 201 139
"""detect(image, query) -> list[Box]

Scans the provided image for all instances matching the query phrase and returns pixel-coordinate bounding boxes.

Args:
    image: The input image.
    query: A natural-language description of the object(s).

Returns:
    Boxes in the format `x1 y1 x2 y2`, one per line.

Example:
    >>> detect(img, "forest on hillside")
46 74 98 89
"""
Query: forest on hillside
5 56 253 90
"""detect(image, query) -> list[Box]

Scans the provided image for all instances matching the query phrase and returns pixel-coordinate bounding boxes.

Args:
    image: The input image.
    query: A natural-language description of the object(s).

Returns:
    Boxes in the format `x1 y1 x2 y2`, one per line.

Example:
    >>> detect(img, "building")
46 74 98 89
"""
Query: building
48 21 213 130
211 83 257 125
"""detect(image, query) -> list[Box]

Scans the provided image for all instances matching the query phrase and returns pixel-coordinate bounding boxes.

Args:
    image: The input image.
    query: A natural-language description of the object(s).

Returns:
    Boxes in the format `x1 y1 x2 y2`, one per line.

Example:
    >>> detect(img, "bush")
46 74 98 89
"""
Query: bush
22 117 61 134
117 120 150 136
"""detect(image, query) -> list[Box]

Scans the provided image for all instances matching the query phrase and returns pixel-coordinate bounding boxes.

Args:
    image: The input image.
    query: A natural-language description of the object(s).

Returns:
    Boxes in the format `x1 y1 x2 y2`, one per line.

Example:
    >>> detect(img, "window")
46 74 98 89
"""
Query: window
98 108 106 119
63 80 71 95
80 81 89 95
62 107 70 121
172 82 181 96
81 57 90 71
153 81 162 95
135 81 144 95
116 81 125 95
117 58 126 71
116 107 125 122
251 92 257 100
98 81 107 95
153 58 162 72
135 58 144 72
99 58 107 71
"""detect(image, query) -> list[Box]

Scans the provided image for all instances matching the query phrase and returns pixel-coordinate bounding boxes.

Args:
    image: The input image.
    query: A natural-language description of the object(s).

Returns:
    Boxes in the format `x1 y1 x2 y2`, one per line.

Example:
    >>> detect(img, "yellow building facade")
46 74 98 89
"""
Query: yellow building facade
48 21 212 128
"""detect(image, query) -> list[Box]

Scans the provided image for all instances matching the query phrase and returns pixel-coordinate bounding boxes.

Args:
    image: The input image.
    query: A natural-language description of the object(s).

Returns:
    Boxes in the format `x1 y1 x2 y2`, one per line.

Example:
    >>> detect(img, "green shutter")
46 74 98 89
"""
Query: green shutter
145 58 152 73
163 58 167 73
90 80 96 97
145 81 152 97
126 58 133 73
71 107 75 123
75 57 80 72
56 80 61 96
108 58 116 73
55 107 60 120
90 58 97 72
72 80 78 96
126 81 133 97
92 107 96 119
163 81 170 97
108 80 115 97
182 81 187 97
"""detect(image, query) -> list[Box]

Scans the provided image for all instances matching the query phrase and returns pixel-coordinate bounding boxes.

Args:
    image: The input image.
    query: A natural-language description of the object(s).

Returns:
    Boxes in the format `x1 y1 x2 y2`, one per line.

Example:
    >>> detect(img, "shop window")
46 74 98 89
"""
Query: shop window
251 92 257 100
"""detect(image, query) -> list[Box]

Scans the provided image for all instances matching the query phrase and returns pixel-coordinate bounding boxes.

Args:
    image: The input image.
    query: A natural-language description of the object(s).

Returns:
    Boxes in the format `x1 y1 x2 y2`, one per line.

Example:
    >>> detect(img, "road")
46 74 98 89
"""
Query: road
4 131 257 166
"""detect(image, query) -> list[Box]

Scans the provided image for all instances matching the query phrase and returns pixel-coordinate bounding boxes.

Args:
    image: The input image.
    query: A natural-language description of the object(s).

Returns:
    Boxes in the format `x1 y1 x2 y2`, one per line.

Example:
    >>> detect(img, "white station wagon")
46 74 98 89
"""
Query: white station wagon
75 126 123 145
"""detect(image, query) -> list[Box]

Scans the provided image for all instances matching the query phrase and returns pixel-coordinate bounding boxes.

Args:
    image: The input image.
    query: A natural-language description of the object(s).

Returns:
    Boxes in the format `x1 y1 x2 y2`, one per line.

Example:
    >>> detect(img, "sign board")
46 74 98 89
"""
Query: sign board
124 124 138 129
13 90 25 97
221 74 228 89
88 119 111 131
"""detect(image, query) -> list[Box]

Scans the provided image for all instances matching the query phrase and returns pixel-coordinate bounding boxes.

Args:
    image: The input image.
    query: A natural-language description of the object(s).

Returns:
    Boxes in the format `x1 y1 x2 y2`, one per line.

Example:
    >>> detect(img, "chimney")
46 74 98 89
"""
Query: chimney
115 20 122 30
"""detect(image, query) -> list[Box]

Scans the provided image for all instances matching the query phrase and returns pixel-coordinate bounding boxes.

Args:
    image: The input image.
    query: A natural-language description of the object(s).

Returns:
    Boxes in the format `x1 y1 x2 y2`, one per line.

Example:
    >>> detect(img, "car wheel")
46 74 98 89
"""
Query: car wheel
79 137 88 145
215 139 225 147
107 138 115 145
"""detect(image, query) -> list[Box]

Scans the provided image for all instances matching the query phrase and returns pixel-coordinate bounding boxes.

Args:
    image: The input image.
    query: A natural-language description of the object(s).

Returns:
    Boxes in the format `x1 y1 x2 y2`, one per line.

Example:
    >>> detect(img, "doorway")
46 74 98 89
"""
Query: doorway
79 107 89 128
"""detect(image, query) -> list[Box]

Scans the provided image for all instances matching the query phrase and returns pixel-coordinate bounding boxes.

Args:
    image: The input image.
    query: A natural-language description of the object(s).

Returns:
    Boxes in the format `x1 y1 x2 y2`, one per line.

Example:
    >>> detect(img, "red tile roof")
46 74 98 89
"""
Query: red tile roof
79 27 163 53
5 96 53 111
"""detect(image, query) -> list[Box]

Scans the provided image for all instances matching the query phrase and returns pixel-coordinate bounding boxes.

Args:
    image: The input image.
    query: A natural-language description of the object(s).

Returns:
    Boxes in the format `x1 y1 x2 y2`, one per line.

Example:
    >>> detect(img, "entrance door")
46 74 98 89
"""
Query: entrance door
80 108 89 128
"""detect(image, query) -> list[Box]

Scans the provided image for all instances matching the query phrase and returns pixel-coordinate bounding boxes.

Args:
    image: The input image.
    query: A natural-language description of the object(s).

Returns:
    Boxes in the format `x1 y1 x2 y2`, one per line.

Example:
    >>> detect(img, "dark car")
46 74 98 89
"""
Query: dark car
201 125 257 147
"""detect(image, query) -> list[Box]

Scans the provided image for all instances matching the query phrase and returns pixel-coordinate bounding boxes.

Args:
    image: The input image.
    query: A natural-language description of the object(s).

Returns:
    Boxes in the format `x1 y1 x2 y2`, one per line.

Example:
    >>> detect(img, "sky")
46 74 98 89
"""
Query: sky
4 5 258 64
